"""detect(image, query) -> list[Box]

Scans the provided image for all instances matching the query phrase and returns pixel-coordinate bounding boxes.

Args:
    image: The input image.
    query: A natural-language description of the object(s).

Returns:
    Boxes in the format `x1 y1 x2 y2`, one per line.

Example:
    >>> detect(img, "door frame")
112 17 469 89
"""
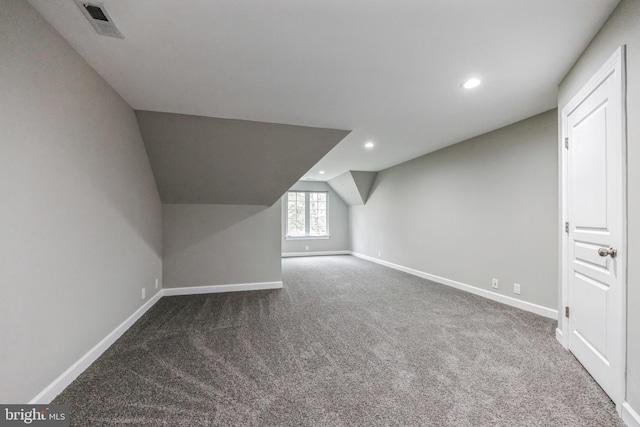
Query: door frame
559 45 627 411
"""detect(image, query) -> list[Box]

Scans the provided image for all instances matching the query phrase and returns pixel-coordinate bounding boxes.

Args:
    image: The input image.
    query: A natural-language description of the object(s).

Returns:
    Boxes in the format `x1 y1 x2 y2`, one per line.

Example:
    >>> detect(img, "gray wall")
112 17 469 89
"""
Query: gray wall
0 0 162 403
351 110 558 309
327 171 378 206
163 204 281 287
281 181 351 254
136 110 349 206
327 171 366 206
558 0 640 413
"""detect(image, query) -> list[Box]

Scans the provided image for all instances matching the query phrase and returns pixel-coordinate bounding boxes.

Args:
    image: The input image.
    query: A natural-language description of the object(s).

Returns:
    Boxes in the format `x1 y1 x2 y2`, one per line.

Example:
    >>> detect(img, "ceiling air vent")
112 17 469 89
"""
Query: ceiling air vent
75 1 124 39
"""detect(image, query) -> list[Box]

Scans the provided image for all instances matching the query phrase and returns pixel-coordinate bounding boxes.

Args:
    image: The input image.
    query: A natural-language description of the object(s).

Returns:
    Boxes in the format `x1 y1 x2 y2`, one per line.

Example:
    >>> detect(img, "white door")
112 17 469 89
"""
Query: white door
562 47 626 406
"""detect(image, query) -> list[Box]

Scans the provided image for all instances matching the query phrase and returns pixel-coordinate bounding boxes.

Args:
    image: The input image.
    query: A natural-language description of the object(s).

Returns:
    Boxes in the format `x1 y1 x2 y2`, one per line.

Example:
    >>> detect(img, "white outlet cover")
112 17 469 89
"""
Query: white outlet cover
492 279 499 289
514 283 521 294
142 288 146 299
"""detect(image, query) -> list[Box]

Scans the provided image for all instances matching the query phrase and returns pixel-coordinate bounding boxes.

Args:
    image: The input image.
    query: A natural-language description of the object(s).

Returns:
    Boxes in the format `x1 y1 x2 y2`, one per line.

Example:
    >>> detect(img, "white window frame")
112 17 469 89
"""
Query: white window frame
285 191 330 240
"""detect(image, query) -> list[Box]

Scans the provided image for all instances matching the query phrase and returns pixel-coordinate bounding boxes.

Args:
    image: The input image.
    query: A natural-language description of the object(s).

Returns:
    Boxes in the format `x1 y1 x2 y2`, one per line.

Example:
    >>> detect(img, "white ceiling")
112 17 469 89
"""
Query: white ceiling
29 0 619 181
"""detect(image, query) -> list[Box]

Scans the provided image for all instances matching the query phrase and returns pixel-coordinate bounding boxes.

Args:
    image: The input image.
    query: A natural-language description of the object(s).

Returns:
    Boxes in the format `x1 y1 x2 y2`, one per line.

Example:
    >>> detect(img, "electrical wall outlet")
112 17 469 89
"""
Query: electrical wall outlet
305 245 309 251
492 279 499 289
378 251 381 257
514 283 521 295
141 287 146 300
155 278 159 289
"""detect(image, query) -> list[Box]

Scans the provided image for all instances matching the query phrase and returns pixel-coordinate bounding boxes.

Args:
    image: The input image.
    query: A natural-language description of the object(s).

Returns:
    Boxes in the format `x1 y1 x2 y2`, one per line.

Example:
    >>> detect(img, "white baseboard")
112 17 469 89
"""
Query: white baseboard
623 402 640 427
351 251 558 319
282 251 350 258
29 289 163 404
555 328 564 345
163 281 283 296
30 279 283 403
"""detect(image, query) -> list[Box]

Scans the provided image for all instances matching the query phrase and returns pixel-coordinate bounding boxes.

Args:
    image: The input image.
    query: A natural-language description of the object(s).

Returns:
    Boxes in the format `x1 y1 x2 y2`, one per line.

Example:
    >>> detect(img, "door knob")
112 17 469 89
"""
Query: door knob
598 247 617 258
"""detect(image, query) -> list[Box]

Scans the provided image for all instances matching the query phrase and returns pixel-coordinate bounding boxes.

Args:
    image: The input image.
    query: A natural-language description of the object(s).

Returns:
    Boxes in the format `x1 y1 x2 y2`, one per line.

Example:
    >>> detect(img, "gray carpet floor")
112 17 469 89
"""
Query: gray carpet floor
54 255 624 426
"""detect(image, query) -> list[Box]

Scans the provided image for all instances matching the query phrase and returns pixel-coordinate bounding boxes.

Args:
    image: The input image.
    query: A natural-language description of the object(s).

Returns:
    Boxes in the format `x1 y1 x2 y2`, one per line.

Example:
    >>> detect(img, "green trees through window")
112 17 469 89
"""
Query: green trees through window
286 191 328 237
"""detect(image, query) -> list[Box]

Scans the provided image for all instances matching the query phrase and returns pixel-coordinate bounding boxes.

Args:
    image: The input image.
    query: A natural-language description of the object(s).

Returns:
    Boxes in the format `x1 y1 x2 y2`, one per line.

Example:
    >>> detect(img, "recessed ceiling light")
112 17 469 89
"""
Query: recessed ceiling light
365 141 375 149
319 170 325 175
462 78 481 89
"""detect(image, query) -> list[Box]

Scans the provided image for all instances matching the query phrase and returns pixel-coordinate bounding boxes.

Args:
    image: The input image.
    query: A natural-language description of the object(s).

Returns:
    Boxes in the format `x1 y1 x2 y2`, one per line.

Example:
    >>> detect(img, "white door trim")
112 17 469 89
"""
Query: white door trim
559 45 627 412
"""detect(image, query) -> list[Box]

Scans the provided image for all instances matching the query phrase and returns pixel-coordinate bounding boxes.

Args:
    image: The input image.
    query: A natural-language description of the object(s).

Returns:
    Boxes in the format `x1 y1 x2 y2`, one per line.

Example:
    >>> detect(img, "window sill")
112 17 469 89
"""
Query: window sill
285 235 330 240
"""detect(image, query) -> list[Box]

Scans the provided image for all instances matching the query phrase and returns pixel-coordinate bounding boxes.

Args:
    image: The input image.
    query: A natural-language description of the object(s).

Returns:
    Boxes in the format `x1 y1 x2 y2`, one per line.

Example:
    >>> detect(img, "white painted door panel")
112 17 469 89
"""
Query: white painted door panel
563 47 625 405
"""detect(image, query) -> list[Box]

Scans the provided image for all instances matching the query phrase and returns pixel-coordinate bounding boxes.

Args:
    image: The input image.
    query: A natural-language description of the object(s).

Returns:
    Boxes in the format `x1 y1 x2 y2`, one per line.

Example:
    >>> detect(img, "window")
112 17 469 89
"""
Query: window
286 191 329 238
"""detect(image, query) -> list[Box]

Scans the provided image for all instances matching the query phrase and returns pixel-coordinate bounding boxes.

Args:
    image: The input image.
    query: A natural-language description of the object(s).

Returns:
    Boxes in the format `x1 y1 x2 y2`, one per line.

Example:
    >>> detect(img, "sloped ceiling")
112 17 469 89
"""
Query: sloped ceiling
136 111 349 205
351 171 377 204
328 171 377 206
28 0 620 182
